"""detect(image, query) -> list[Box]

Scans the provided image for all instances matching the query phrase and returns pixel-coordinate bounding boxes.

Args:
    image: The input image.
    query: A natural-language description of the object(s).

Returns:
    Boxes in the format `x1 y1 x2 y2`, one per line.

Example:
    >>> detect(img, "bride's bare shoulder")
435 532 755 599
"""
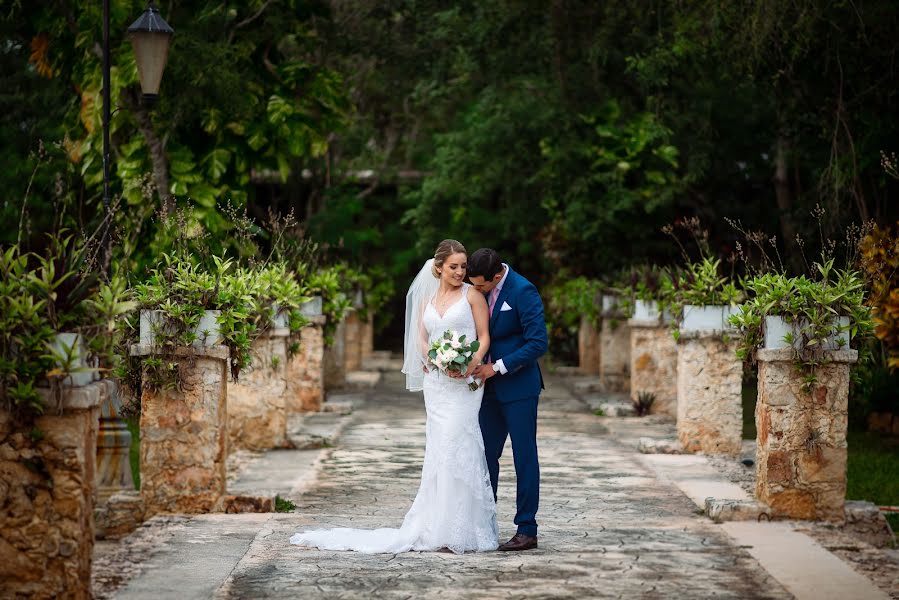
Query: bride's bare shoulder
466 284 487 307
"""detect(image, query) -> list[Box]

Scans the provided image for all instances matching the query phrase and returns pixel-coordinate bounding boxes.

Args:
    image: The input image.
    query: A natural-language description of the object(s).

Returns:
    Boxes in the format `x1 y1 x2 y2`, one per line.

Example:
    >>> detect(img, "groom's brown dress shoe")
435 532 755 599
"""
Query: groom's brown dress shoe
498 533 538 551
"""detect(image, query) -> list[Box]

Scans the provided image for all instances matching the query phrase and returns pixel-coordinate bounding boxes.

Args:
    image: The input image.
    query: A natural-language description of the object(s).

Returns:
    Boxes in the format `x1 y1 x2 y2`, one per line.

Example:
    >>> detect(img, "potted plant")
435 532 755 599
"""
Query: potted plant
626 265 676 322
673 257 743 334
132 253 260 385
729 260 871 382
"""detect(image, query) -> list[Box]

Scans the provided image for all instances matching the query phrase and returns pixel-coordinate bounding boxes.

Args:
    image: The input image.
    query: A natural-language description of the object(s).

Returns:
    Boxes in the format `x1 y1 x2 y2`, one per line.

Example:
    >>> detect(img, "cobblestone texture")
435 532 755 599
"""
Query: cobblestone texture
214 372 791 600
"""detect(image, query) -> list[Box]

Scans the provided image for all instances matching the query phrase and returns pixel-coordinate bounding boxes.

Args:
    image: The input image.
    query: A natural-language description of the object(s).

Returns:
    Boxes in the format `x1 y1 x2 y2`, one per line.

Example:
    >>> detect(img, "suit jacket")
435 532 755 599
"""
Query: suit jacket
485 266 548 403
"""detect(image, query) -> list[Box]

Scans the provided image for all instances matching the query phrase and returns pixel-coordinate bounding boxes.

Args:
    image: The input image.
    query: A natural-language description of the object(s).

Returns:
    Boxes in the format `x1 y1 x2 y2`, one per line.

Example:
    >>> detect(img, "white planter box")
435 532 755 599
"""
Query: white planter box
270 303 289 329
601 295 619 314
634 300 674 323
299 296 323 318
763 315 852 350
49 332 97 387
681 305 738 333
140 309 222 348
634 299 661 321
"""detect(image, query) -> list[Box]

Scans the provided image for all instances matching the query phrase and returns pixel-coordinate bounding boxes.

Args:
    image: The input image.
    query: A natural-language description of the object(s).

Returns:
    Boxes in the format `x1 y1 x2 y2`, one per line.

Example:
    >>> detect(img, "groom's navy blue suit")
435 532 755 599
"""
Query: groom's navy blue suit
479 265 548 538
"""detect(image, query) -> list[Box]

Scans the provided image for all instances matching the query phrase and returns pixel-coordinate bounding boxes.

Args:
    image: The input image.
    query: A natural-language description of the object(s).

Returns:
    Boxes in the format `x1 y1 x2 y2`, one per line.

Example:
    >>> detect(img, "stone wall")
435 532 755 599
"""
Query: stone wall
137 346 229 515
228 330 289 451
578 316 601 374
676 333 743 456
343 311 363 372
629 320 678 416
285 319 325 412
0 380 112 599
755 348 856 522
599 316 630 392
361 315 374 359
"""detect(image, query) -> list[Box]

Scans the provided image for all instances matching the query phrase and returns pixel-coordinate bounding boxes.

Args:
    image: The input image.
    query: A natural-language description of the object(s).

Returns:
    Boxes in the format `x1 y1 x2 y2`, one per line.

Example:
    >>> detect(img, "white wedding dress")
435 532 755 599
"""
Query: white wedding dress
290 283 499 554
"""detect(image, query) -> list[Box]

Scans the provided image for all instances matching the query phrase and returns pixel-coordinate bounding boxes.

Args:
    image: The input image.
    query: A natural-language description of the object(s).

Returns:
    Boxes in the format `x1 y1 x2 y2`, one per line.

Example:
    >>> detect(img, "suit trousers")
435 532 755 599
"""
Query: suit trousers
479 389 540 537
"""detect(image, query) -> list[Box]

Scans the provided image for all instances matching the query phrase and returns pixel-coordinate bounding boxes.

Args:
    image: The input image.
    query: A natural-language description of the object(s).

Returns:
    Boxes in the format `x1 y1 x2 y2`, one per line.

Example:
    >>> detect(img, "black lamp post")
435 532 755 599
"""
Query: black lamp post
100 1 173 265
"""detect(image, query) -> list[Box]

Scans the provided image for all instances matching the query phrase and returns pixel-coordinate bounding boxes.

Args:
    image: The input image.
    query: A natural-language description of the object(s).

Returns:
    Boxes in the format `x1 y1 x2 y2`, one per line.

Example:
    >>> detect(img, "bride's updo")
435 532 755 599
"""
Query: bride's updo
432 239 467 278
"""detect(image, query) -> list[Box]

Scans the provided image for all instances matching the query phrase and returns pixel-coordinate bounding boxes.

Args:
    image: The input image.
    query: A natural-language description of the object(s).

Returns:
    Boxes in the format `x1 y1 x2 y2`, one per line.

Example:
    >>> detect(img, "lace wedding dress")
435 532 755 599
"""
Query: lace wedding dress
290 283 498 554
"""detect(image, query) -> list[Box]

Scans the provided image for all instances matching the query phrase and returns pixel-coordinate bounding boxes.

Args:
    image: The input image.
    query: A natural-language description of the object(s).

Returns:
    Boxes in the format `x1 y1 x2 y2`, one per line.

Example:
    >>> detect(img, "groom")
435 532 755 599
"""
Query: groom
469 248 547 551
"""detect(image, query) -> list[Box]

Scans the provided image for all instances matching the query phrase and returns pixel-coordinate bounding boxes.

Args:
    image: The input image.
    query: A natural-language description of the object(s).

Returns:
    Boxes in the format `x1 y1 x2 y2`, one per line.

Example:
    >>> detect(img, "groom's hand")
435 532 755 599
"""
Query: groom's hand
473 363 497 381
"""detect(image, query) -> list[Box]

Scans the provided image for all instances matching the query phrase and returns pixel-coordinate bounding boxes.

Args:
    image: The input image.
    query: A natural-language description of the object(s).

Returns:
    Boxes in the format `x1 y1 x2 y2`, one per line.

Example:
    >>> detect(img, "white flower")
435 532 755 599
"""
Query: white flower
451 340 461 349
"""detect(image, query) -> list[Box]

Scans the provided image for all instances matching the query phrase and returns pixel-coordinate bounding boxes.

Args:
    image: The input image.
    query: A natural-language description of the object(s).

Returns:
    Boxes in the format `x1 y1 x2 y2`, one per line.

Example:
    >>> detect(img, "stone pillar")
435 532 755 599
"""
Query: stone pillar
599 311 630 392
629 315 678 416
0 380 111 599
285 317 326 412
96 380 134 502
133 345 229 515
343 311 363 373
578 315 601 374
676 332 743 455
228 330 289 451
361 314 375 359
324 319 347 390
755 348 856 522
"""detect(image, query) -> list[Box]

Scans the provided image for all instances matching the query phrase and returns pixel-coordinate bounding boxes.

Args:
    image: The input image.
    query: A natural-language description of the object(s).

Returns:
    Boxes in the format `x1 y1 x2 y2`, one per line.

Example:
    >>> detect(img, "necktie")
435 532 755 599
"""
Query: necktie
489 286 499 317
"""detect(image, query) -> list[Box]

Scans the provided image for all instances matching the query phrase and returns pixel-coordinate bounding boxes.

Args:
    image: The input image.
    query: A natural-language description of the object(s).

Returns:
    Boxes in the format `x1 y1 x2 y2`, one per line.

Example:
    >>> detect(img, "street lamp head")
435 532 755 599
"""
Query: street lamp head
127 1 174 107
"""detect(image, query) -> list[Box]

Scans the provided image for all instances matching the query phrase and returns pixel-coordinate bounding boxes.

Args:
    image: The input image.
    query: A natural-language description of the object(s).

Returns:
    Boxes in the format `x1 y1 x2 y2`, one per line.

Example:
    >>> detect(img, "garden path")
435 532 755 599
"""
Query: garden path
99 370 891 599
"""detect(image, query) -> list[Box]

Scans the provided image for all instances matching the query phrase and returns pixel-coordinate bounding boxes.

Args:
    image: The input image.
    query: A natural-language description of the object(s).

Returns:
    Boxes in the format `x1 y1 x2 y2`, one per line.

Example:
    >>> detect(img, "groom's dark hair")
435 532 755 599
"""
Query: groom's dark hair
468 248 504 279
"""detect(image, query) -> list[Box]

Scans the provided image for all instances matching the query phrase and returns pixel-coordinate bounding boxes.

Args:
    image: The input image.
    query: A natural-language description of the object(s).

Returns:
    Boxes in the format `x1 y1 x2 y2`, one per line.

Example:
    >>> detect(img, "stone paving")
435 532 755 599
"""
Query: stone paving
212 372 791 600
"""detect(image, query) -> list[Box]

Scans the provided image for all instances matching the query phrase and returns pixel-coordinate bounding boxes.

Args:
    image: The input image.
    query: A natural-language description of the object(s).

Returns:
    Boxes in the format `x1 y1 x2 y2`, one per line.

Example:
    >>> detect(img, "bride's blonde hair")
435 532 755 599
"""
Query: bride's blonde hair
432 239 467 278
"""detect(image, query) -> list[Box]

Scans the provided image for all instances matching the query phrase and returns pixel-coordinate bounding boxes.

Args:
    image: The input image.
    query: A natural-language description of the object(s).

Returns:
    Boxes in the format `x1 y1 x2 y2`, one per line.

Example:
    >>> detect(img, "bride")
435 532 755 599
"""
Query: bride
289 239 499 554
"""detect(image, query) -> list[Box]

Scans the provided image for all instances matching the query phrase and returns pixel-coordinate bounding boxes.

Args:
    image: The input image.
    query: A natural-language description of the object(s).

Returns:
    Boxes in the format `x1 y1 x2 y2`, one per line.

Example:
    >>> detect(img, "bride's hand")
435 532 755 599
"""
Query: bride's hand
463 362 478 378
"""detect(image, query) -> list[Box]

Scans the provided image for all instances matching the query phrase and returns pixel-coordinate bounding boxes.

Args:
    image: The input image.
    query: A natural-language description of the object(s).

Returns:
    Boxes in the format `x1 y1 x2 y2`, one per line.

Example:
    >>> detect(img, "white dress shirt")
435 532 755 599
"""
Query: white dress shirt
492 264 510 375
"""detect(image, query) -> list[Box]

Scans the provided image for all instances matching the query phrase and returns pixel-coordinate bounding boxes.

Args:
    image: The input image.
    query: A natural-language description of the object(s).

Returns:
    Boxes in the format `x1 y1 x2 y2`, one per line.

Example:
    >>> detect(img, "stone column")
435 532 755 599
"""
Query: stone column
361 314 375 359
578 315 601 374
133 345 229 515
755 348 857 522
676 332 743 455
285 317 326 412
324 319 347 390
228 329 289 451
599 308 630 392
0 380 111 599
343 311 363 373
96 380 134 501
629 309 678 416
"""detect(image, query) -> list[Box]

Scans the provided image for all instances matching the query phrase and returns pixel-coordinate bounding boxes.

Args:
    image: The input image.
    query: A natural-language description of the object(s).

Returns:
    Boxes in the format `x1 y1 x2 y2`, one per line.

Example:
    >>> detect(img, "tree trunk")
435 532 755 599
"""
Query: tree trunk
773 134 801 271
129 90 173 214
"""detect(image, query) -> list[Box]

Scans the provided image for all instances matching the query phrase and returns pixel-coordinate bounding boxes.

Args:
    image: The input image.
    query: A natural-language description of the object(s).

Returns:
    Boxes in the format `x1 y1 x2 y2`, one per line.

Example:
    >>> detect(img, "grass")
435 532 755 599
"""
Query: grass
275 495 296 512
846 431 899 533
126 415 140 489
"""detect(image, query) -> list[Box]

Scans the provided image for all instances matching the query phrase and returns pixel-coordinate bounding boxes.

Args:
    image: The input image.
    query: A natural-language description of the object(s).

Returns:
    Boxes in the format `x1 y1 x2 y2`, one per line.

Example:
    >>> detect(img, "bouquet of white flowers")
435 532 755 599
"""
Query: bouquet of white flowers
427 330 482 390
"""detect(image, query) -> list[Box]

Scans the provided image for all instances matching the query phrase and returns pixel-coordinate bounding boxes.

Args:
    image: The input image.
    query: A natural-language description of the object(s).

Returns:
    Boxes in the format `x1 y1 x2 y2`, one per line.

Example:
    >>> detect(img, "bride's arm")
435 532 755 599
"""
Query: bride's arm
466 286 490 377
